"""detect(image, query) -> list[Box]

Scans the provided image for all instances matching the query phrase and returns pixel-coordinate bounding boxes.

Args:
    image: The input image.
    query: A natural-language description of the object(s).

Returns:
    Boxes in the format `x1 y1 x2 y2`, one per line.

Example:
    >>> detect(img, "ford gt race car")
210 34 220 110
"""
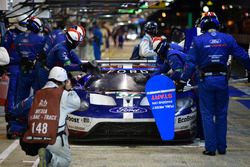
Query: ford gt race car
67 60 197 142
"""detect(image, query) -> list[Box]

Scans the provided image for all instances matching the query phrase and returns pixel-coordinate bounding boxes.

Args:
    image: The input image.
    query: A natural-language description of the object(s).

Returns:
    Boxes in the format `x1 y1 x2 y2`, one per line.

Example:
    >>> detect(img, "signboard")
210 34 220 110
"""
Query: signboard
145 75 176 140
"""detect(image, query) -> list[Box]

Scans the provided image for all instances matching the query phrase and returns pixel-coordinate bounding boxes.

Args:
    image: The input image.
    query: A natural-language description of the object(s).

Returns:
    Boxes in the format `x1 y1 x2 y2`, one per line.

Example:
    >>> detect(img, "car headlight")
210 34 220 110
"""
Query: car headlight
140 97 150 106
176 97 193 114
90 93 116 106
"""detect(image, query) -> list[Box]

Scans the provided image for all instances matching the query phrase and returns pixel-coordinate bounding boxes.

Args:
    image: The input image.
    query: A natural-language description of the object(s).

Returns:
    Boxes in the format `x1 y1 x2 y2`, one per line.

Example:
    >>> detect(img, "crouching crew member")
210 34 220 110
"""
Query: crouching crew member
152 37 187 83
22 66 81 167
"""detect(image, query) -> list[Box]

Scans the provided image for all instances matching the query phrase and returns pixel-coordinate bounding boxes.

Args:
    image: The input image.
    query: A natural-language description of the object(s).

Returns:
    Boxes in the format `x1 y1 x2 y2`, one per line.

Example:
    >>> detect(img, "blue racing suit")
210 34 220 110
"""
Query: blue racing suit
1 28 24 114
92 26 102 60
181 30 250 153
43 29 65 55
38 41 83 88
154 49 186 81
15 31 45 103
8 96 33 136
36 30 66 89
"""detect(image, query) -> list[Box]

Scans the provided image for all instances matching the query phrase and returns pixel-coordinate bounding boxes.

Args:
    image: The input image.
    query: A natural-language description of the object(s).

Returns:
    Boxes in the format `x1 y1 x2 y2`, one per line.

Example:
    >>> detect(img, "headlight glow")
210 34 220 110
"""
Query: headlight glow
140 96 150 106
90 94 116 106
176 97 193 114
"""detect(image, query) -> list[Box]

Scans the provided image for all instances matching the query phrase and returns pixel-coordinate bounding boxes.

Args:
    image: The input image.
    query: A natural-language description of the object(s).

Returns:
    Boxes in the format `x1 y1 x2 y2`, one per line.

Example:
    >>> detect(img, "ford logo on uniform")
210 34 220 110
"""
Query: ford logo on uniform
209 39 221 44
109 107 147 113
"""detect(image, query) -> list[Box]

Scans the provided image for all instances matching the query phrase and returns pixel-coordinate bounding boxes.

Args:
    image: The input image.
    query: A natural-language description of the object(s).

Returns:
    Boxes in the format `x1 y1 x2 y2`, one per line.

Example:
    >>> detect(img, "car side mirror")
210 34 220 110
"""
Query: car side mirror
79 100 89 111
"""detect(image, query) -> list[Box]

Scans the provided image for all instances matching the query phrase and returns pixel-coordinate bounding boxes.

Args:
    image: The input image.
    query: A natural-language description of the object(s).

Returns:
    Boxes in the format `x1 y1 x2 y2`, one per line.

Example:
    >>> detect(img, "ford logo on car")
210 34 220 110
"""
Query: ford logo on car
109 107 147 113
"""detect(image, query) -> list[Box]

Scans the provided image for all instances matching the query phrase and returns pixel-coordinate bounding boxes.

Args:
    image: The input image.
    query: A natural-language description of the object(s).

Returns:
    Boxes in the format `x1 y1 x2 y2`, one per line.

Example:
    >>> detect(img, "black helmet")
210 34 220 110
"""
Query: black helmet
144 21 158 36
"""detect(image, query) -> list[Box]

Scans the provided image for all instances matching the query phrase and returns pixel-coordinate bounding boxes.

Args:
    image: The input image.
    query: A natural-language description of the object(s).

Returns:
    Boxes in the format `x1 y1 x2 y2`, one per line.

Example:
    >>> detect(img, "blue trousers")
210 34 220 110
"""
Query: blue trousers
16 70 36 104
93 44 101 60
37 66 49 90
6 65 20 112
198 76 228 152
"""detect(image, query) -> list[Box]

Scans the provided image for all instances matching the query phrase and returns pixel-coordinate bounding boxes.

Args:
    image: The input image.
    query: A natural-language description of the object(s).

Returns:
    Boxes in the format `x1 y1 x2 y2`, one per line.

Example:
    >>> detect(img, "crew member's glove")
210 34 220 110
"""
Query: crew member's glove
175 80 186 92
80 60 97 71
81 60 102 78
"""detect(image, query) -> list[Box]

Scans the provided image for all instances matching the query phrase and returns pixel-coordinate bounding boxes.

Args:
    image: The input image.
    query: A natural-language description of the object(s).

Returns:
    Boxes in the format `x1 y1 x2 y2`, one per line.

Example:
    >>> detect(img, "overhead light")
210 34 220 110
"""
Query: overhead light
118 9 134 14
162 12 166 18
229 5 233 9
203 6 209 12
222 5 225 10
207 0 213 6
166 0 173 2
176 12 180 16
227 20 234 26
84 9 87 12
103 15 112 18
118 22 125 26
135 9 142 14
140 2 148 9
161 22 165 27
121 3 128 8
165 2 170 6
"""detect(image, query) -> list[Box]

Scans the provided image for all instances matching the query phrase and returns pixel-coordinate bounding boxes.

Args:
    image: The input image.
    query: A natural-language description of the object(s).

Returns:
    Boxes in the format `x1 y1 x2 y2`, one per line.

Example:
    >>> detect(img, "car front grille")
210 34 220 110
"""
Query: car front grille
87 122 161 139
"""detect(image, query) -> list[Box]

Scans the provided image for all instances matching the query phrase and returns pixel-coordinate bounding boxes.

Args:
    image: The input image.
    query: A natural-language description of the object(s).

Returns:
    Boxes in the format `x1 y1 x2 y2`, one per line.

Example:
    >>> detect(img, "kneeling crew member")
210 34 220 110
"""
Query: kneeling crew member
22 66 81 167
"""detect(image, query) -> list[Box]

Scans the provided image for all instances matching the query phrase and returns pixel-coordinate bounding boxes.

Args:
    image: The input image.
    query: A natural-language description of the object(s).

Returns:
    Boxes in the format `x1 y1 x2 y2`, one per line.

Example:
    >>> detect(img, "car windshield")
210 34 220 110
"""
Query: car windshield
86 72 148 92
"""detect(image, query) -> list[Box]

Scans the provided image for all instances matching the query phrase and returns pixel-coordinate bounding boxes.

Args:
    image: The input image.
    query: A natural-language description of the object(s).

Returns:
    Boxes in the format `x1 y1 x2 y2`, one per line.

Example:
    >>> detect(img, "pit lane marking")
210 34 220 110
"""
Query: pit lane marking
32 158 39 167
0 139 19 164
230 97 250 100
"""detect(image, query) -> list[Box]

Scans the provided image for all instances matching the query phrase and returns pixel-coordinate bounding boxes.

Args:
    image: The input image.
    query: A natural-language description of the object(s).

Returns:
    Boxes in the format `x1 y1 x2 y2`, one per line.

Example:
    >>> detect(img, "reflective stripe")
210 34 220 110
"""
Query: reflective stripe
64 60 71 66
204 72 227 76
175 69 183 72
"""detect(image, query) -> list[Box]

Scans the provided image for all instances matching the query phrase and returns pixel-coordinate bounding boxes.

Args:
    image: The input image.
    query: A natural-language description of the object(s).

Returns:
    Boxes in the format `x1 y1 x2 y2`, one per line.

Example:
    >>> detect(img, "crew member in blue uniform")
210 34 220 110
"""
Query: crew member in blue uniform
15 16 45 103
1 15 28 138
42 23 67 56
38 27 96 88
37 25 85 89
92 21 102 60
180 12 250 156
152 38 186 82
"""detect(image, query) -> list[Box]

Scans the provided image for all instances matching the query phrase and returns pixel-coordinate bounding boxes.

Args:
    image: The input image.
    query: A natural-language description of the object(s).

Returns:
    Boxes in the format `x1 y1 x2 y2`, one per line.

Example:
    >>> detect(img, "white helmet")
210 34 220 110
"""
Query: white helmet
152 36 169 54
66 28 83 49
80 17 88 23
27 16 42 33
0 47 10 65
16 14 28 32
71 25 85 41
48 66 68 82
152 37 163 52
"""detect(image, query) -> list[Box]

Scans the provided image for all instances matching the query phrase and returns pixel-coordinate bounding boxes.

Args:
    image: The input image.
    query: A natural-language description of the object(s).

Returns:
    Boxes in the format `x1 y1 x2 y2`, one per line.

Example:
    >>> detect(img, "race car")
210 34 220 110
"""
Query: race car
67 60 197 142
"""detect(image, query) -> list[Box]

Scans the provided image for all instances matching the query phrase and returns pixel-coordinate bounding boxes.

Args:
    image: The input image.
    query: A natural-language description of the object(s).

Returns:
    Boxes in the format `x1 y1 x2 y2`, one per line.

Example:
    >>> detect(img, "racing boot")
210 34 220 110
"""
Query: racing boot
38 148 52 167
6 124 19 139
203 150 216 156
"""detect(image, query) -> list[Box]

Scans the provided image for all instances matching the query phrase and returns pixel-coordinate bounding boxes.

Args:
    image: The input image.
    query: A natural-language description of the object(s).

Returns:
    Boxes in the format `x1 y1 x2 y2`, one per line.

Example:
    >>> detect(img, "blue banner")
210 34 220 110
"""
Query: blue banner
145 75 176 140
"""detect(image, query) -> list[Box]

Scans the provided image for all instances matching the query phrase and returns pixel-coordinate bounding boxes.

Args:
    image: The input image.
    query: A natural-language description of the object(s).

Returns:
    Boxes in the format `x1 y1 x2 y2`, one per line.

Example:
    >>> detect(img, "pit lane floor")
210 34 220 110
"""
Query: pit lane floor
0 40 250 167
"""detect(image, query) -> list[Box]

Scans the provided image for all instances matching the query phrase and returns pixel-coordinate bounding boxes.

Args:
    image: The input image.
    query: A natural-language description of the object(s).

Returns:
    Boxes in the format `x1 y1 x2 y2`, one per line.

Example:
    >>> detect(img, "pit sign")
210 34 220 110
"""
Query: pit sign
145 75 176 140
